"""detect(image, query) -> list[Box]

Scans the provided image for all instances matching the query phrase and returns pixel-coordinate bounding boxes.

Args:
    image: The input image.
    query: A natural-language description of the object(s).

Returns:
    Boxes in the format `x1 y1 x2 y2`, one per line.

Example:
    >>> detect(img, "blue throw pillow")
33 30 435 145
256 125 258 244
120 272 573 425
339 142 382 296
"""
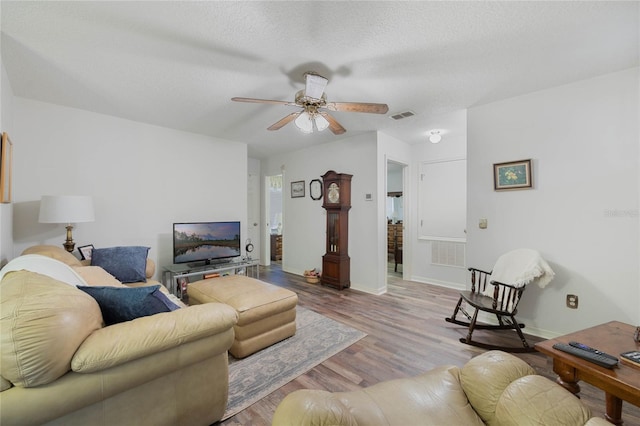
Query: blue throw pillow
91 246 149 283
77 285 181 325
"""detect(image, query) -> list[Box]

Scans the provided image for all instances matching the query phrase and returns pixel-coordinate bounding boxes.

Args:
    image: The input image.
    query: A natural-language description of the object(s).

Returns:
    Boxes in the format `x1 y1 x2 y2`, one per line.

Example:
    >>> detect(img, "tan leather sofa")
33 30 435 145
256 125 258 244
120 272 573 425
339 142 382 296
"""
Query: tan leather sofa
272 350 610 426
21 244 161 287
0 246 239 426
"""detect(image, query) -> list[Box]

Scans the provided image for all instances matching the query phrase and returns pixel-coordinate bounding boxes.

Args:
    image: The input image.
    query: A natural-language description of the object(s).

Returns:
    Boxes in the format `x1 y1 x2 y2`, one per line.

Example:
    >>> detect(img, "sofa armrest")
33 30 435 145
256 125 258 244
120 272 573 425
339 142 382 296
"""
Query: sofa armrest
272 390 358 426
273 365 483 426
495 375 591 426
72 303 238 373
460 350 536 423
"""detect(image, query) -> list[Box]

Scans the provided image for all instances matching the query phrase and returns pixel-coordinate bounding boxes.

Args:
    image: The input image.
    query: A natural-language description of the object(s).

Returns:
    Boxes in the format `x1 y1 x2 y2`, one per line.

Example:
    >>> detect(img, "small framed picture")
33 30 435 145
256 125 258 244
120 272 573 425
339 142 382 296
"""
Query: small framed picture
309 179 323 200
78 244 95 260
291 180 305 198
493 159 532 191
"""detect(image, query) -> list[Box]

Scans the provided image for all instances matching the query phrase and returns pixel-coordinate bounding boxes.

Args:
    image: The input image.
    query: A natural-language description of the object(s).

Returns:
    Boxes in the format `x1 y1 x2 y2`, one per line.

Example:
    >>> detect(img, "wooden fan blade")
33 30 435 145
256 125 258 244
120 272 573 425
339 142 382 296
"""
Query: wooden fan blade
319 112 346 135
231 97 297 107
268 112 301 131
323 102 389 114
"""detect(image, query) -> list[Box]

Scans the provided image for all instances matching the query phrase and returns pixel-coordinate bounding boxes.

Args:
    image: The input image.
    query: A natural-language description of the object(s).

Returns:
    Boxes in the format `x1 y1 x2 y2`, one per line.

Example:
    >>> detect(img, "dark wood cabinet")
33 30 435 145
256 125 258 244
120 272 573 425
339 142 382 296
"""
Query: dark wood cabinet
321 170 352 290
387 224 403 255
388 223 403 271
270 234 282 261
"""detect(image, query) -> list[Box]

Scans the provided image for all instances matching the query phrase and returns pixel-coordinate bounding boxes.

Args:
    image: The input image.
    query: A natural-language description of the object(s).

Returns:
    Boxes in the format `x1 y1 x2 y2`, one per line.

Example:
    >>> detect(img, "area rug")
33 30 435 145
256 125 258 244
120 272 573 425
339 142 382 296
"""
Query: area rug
223 306 367 420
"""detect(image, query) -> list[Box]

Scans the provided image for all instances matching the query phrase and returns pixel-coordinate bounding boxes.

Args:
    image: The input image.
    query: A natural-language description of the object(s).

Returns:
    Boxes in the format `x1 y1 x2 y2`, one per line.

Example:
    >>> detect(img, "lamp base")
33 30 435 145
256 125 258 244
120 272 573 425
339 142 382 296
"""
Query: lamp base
63 224 75 253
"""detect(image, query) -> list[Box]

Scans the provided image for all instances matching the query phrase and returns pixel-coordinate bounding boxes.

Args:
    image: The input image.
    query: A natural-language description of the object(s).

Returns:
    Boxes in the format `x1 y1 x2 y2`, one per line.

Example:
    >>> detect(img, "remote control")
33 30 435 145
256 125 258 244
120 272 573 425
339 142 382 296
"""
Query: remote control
569 341 619 361
620 351 640 368
553 343 619 369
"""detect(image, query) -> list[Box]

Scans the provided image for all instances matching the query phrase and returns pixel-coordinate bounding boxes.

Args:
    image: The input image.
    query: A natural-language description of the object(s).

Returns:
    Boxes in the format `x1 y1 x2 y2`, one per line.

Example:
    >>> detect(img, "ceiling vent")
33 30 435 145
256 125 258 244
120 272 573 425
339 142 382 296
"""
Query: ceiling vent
389 110 415 121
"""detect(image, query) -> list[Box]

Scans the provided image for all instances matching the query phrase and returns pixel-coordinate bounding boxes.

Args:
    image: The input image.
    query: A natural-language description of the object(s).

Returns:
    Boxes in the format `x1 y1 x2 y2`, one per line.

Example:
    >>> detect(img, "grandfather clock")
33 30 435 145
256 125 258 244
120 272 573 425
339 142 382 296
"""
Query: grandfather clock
321 170 352 290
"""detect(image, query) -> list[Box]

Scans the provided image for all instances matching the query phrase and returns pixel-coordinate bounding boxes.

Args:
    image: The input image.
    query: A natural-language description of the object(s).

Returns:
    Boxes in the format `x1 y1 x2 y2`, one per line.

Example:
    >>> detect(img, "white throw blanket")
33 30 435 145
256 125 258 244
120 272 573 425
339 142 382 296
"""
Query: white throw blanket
0 254 88 286
481 249 555 310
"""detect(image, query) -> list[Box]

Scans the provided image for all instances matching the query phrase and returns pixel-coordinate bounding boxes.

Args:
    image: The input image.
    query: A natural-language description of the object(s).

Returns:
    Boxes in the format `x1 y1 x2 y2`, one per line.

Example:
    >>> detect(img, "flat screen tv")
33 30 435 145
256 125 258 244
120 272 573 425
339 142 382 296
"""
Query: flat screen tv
173 221 241 265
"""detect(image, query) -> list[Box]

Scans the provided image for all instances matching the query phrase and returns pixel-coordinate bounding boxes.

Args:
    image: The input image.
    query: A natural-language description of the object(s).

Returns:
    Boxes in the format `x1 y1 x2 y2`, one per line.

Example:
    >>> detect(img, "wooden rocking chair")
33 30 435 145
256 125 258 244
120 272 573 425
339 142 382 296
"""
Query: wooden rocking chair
445 249 554 353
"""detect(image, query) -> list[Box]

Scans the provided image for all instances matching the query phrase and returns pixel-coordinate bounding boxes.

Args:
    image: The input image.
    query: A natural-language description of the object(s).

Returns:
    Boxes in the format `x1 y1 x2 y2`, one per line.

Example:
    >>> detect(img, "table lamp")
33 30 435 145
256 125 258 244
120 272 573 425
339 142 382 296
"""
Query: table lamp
39 195 95 252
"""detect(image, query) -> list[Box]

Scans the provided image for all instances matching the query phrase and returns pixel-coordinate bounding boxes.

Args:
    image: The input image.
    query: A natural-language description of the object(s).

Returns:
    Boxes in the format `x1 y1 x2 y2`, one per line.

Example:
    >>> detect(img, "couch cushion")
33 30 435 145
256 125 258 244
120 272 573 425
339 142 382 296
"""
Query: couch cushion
91 246 149 283
80 258 156 279
0 271 103 387
494 375 591 426
72 265 125 287
21 244 82 267
77 285 181 325
346 365 484 425
460 350 536 424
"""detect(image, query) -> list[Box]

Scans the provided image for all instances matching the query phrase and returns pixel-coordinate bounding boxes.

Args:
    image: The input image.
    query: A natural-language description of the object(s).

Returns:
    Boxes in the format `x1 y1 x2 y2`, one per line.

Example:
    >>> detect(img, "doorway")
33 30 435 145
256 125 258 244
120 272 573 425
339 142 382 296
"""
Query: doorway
266 174 283 265
386 160 407 279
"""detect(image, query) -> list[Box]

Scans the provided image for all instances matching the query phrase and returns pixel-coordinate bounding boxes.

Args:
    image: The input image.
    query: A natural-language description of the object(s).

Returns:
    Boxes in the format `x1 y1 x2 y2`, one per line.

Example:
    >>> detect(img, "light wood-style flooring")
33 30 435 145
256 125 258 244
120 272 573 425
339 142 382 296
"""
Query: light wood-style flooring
221 264 640 426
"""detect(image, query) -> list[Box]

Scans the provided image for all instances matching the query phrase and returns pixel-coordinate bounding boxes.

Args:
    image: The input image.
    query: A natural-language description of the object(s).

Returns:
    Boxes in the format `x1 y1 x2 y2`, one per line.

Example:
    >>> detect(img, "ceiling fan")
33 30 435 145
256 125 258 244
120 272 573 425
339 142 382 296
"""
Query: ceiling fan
231 72 389 135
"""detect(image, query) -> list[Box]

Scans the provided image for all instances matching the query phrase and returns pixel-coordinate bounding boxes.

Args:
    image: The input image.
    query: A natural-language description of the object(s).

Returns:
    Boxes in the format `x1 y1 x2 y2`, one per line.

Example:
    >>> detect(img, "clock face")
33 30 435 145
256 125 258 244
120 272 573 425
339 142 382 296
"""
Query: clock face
328 183 340 203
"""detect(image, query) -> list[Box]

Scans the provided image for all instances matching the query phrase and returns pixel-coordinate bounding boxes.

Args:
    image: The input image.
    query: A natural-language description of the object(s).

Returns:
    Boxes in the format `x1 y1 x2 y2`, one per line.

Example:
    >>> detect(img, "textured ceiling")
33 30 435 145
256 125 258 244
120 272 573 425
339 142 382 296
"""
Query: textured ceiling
1 1 638 158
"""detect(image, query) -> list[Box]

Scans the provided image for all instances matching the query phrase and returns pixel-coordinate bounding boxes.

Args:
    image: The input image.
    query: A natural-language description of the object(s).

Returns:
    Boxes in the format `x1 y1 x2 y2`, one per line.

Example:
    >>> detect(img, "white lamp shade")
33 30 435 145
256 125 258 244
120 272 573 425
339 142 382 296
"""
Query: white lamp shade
294 112 314 134
315 114 330 132
39 195 95 224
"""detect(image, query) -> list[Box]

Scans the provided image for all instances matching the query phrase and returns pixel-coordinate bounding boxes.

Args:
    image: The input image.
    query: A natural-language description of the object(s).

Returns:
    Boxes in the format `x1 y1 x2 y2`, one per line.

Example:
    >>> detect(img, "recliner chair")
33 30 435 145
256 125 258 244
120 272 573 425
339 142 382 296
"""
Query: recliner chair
272 351 607 426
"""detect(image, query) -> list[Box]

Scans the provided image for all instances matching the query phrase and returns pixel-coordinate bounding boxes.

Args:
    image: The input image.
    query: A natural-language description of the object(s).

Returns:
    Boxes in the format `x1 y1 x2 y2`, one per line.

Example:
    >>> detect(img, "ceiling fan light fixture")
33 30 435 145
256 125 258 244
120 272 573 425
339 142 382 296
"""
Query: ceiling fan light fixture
429 130 442 144
314 114 330 132
294 111 314 134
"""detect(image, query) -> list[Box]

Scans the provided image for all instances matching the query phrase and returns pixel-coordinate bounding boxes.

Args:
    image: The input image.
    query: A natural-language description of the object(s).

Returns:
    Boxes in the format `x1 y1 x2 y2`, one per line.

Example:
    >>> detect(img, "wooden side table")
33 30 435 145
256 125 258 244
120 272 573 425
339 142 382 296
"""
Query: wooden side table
535 321 640 425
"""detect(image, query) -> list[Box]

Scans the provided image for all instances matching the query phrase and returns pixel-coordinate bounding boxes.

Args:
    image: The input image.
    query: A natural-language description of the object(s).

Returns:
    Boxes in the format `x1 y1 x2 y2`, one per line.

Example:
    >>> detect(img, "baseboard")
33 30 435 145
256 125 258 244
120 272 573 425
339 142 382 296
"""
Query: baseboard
411 277 560 340
409 275 466 291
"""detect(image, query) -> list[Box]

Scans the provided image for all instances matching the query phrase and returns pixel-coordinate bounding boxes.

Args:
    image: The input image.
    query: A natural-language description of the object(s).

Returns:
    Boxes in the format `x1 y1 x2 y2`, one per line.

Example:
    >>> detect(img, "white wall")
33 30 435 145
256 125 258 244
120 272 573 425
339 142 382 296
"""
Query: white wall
263 132 383 293
0 62 15 267
408 110 468 289
387 168 402 193
262 118 470 296
11 98 248 277
467 68 639 337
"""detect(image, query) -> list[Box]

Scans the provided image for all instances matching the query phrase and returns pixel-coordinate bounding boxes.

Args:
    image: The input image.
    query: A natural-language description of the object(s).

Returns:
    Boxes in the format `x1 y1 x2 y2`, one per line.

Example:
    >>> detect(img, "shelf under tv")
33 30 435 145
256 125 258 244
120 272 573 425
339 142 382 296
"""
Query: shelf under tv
163 258 259 297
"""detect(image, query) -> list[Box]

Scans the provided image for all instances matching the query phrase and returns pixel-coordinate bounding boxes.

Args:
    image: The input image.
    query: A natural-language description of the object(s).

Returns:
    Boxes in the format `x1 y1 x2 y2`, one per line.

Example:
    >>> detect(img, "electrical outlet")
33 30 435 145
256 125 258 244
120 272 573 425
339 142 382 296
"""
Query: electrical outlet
566 294 579 309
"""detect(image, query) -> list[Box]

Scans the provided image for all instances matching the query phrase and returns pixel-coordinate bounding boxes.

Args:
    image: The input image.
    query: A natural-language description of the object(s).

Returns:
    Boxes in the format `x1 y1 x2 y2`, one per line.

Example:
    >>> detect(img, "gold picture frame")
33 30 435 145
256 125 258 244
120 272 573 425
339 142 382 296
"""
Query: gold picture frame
1 132 13 203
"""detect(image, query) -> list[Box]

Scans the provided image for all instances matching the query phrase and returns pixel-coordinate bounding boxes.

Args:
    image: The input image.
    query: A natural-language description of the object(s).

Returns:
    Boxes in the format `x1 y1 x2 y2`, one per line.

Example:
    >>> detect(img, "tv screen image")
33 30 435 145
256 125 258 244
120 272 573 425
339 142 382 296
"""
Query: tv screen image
173 221 241 264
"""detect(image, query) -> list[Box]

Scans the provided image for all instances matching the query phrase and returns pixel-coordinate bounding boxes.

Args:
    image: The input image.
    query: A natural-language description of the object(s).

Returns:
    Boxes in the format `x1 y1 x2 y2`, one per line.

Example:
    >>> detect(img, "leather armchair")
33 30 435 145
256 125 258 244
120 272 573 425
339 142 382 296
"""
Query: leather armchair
272 351 609 426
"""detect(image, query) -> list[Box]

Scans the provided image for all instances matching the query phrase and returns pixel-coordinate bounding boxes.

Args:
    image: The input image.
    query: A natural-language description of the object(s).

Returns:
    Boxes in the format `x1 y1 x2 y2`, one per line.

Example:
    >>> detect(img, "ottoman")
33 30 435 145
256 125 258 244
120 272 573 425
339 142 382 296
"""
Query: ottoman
188 275 298 358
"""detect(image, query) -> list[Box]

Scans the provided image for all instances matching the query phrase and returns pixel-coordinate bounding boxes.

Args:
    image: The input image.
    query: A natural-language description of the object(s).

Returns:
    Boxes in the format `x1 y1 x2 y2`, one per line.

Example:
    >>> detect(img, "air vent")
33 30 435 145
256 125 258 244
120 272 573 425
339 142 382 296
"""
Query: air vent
389 111 415 121
431 241 465 268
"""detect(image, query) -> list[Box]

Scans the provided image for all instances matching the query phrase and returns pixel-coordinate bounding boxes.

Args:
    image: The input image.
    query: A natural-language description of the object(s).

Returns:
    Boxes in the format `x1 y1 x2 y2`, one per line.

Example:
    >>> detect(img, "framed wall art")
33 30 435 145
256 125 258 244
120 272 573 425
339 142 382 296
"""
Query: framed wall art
493 159 532 191
309 179 323 200
291 180 305 198
78 244 95 260
1 132 13 203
